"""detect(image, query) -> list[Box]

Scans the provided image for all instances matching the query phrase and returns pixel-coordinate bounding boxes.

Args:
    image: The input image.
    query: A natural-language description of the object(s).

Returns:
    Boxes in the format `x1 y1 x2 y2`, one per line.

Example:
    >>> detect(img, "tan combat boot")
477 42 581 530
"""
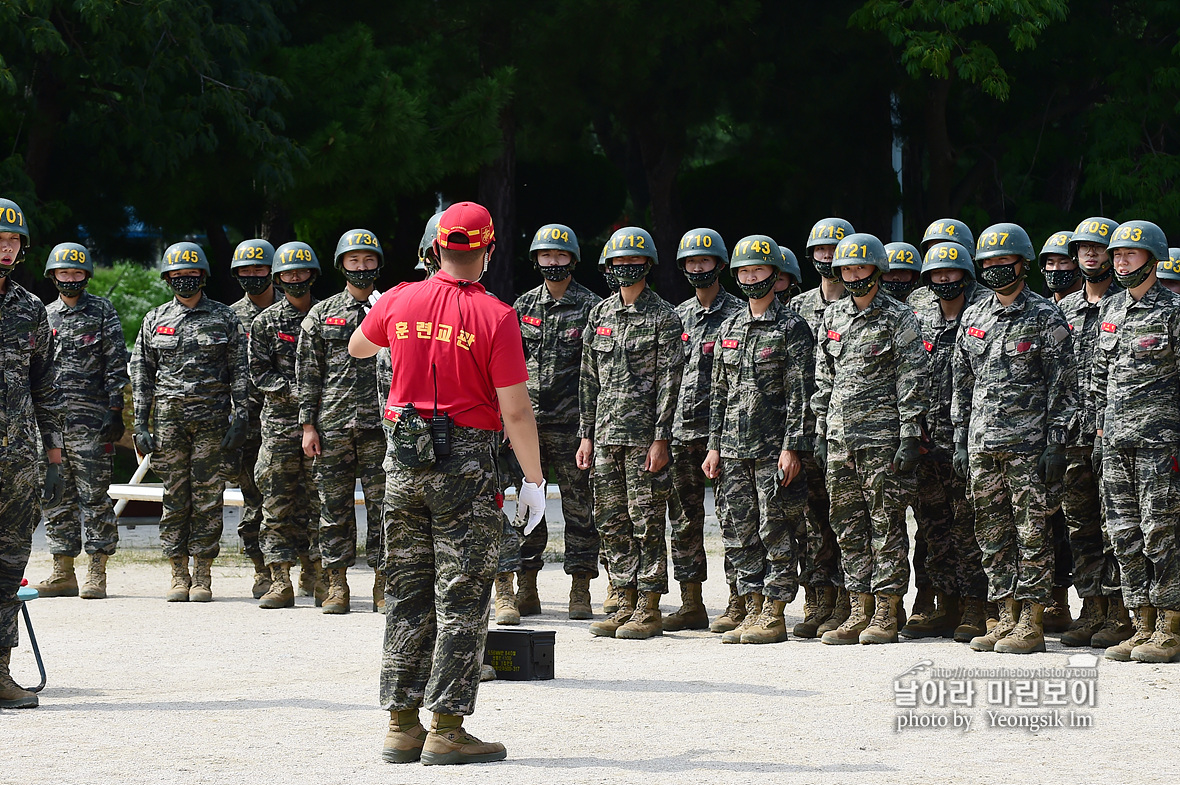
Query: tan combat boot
970 598 1020 651
1041 586 1072 633
902 590 959 639
617 592 664 639
995 601 1046 654
742 598 789 644
795 585 837 638
822 592 874 645
722 593 764 643
382 709 427 764
1105 606 1157 661
166 555 191 602
79 553 109 600
792 585 819 637
1060 596 1108 647
710 584 747 633
899 585 935 637
662 582 708 631
602 582 620 615
297 554 317 597
33 554 78 597
249 553 271 600
1131 609 1180 663
817 587 852 636
190 557 214 602
313 562 328 607
322 566 350 614
985 601 1000 632
494 573 519 625
588 587 637 637
954 598 987 643
0 647 38 709
861 594 902 644
516 569 541 616
259 562 295 609
568 573 593 620
373 571 386 614
1090 594 1134 648
421 714 507 766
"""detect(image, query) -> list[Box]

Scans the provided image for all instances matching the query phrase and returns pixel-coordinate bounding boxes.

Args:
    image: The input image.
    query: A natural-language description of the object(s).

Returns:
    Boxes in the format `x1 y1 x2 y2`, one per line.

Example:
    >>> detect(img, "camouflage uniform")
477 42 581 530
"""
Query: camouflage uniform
672 289 744 584
1056 285 1123 598
909 285 987 600
0 281 62 648
709 299 813 600
132 294 248 558
952 288 1077 603
813 290 928 595
229 295 273 564
381 427 501 715
249 297 320 565
297 291 385 570
513 280 601 575
1093 283 1180 611
579 287 684 594
788 287 844 588
43 292 129 557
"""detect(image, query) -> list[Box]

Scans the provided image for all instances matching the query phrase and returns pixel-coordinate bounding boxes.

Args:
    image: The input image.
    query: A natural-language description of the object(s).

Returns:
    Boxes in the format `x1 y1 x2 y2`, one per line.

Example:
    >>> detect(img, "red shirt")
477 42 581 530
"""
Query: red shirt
361 271 528 431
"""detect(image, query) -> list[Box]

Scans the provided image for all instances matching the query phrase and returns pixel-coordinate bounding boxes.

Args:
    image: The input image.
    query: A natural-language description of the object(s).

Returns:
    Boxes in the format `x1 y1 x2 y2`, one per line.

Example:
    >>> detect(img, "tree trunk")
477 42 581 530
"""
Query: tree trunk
203 219 236 304
478 106 516 302
637 125 688 304
923 76 955 221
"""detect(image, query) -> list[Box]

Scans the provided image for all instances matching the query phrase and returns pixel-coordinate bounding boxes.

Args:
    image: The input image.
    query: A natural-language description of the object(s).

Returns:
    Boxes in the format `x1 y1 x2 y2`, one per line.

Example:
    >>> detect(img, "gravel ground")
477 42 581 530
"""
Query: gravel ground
6 498 1180 785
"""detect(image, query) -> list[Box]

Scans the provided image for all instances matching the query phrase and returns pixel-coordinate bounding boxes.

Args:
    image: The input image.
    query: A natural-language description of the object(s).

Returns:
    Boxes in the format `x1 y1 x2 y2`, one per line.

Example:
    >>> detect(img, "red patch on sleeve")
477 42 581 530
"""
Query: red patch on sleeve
759 346 775 360
325 317 347 326
277 332 296 343
596 326 612 337
923 340 933 352
521 315 542 327
156 325 176 335
721 339 739 349
566 327 581 340
1101 322 1117 333
1016 341 1032 353
702 341 715 355
826 330 841 342
967 327 986 339
495 492 505 509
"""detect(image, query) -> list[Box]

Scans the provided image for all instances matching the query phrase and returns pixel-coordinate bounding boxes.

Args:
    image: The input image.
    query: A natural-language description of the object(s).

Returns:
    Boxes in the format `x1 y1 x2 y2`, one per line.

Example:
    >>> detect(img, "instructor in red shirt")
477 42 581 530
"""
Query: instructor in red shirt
349 201 545 766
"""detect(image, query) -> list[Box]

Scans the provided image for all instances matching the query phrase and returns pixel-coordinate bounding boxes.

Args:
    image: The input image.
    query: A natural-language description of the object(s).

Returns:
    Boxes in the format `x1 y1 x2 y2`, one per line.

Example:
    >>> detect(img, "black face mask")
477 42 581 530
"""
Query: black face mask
813 259 834 279
1044 268 1081 293
930 279 968 301
54 278 88 296
1114 259 1157 290
342 268 379 289
684 269 719 289
235 273 272 295
281 279 311 298
841 269 881 298
612 262 648 286
776 286 800 305
603 271 619 290
168 275 204 297
1080 260 1114 284
537 263 573 282
737 275 775 300
979 260 1024 293
880 279 916 301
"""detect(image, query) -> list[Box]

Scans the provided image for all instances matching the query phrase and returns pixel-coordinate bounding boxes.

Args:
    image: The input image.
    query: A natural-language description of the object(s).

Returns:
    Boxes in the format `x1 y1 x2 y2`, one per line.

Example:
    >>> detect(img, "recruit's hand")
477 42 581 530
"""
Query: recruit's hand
302 425 321 458
644 439 669 473
1038 443 1067 484
43 463 63 507
221 414 248 451
702 449 721 480
515 479 546 536
576 438 593 471
133 425 155 456
99 408 125 443
952 441 970 479
778 449 801 486
813 436 828 473
892 437 921 475
1091 441 1102 478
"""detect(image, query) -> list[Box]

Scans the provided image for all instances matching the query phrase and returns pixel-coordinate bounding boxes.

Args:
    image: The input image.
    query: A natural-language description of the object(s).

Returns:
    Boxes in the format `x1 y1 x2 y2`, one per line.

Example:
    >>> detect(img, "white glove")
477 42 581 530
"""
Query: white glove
514 480 546 536
364 289 383 315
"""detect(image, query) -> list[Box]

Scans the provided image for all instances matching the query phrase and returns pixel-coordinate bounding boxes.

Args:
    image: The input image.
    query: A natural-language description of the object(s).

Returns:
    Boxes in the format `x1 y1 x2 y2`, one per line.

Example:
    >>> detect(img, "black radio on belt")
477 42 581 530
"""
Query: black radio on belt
429 363 453 458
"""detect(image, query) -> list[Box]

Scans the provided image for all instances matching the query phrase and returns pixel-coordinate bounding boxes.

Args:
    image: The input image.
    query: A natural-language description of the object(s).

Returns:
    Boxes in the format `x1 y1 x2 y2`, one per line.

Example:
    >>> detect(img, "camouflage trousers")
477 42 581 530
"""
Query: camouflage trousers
43 418 118 557
826 444 911 595
800 453 841 588
256 421 319 565
154 414 232 559
314 426 385 570
913 453 987 599
718 456 803 602
380 427 501 715
0 458 40 648
494 438 522 575
967 450 1056 604
669 439 709 583
521 425 599 576
232 428 264 561
1101 447 1180 611
1064 446 1120 597
496 514 521 575
593 444 670 594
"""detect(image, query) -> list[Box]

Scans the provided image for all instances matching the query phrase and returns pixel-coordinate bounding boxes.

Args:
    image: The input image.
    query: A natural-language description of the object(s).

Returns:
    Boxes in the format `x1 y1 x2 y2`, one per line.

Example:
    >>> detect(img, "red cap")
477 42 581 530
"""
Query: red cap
436 201 495 250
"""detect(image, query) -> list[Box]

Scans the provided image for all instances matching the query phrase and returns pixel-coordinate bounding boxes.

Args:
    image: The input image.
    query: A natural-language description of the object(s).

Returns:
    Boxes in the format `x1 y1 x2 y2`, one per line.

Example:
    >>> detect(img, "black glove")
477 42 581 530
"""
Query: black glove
952 441 970 479
1091 440 1102 478
1038 443 1067 484
133 425 155 456
99 408 126 443
814 436 828 473
893 436 921 475
43 463 63 507
221 414 248 451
